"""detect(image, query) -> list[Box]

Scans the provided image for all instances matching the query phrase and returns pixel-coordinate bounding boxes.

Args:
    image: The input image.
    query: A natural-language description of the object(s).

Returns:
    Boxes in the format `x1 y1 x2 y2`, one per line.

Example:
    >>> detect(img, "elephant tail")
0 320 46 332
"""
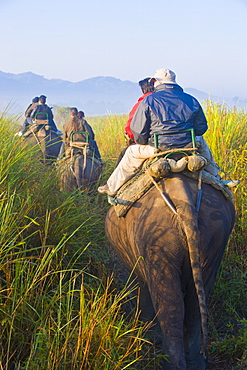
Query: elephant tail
187 227 208 362
175 178 208 361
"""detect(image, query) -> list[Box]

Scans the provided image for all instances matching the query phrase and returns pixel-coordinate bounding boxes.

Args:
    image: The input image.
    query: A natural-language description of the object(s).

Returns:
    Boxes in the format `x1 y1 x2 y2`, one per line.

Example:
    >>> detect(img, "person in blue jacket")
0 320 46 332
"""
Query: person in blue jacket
98 68 232 196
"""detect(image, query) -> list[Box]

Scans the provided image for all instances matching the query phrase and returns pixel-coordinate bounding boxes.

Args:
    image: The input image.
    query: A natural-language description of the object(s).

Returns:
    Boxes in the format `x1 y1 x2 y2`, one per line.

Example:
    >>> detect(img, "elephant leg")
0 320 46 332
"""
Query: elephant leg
138 281 162 344
74 156 84 189
183 279 206 370
146 259 187 369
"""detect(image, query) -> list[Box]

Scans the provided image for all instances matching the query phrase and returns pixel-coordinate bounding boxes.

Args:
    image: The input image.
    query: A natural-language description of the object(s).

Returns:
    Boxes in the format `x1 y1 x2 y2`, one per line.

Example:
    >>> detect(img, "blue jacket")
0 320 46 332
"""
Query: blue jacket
130 83 208 148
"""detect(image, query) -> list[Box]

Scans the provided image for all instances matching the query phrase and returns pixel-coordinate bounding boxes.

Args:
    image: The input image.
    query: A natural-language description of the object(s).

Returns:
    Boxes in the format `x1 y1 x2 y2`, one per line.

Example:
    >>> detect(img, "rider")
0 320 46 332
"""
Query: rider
125 78 155 142
31 95 58 132
25 96 40 118
18 97 40 135
98 68 227 197
63 107 88 150
116 77 155 166
78 110 101 160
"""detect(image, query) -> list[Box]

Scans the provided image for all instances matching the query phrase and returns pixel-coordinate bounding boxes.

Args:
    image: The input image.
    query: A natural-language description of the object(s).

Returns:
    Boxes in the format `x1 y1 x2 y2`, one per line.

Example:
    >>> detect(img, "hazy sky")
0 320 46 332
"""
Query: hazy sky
0 0 246 99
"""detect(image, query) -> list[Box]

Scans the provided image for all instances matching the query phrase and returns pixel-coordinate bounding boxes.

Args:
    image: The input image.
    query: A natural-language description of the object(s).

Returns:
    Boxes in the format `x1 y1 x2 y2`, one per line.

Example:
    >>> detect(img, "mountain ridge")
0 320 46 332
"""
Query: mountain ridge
0 71 246 115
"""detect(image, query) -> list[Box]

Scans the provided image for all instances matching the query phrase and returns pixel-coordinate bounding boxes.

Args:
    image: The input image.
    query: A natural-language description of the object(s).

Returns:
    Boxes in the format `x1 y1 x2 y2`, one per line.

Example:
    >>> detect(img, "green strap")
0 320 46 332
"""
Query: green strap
34 112 49 120
69 131 89 143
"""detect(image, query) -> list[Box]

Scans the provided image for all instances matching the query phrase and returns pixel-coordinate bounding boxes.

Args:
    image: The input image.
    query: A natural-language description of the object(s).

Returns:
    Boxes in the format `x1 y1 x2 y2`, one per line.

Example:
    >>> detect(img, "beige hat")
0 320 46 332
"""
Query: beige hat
153 68 176 84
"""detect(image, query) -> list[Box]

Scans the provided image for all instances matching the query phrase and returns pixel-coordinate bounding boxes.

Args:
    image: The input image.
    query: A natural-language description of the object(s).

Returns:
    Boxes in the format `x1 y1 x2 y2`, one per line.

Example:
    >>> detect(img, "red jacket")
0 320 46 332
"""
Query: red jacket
124 92 152 139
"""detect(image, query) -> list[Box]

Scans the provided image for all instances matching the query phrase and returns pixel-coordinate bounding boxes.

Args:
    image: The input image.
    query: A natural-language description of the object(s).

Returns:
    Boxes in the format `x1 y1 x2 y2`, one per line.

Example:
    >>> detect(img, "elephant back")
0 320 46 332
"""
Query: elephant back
23 124 62 164
58 146 102 191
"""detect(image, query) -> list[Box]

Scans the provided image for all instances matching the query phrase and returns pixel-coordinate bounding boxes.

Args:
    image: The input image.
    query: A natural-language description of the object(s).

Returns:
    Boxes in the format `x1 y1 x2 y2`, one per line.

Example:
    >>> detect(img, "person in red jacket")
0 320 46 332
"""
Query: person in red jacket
124 77 155 143
115 77 155 166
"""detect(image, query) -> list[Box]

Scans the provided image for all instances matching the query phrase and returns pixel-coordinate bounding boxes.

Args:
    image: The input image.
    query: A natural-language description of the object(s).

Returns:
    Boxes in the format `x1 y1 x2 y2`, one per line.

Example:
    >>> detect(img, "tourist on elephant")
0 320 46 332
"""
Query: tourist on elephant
18 96 40 135
98 68 220 197
124 77 155 142
78 110 101 160
25 96 39 118
116 77 155 166
62 108 100 159
63 107 87 148
31 95 58 132
77 111 94 140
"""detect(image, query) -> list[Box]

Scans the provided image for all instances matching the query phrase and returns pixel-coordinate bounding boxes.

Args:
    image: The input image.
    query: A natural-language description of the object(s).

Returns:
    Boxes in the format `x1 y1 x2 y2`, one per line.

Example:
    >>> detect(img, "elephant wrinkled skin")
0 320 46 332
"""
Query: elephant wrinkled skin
59 152 102 191
105 172 235 369
23 125 62 164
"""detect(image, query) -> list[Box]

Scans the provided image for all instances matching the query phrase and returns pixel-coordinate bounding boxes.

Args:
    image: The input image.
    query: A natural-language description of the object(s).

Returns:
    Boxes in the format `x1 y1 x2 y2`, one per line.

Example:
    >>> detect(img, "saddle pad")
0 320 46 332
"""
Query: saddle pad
182 170 234 201
113 170 154 217
33 119 49 125
113 169 234 218
23 123 48 138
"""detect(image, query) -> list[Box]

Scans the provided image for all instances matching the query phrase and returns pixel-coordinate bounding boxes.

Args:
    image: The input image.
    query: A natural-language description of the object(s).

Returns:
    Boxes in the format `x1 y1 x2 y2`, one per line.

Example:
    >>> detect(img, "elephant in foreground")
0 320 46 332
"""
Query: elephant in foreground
105 172 235 369
23 123 62 164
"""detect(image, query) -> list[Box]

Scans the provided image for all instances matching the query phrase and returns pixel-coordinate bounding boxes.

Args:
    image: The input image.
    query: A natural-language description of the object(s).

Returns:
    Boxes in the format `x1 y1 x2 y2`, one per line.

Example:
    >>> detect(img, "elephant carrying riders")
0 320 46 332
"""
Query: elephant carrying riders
98 68 227 197
31 95 58 132
63 107 101 160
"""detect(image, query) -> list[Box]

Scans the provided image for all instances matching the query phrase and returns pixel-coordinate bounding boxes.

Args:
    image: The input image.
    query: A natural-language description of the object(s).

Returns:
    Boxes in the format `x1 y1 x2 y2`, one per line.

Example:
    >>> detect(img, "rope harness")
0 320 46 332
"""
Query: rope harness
59 131 102 186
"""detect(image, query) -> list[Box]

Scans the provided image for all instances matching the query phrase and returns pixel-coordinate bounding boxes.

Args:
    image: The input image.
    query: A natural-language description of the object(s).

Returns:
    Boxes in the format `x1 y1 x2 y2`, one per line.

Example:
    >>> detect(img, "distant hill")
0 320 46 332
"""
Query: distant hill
0 71 246 115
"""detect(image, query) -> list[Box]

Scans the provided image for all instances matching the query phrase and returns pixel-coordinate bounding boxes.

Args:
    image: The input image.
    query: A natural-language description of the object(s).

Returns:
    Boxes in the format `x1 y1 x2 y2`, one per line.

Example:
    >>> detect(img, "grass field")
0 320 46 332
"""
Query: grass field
0 101 246 369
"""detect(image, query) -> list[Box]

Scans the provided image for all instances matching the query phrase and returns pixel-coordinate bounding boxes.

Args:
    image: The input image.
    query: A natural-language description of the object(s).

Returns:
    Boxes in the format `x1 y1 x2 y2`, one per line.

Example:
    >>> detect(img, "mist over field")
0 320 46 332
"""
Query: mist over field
0 70 246 116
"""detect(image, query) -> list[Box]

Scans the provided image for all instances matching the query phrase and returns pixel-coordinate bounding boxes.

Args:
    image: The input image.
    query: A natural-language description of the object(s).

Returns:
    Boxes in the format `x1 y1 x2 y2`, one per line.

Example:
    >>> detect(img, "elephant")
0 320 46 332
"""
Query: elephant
58 145 103 192
23 123 62 164
105 172 235 369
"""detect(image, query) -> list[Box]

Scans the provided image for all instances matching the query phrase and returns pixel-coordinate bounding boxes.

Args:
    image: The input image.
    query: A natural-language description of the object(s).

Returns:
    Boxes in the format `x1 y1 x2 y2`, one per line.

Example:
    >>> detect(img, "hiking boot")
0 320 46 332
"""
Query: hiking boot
221 180 240 188
98 184 116 197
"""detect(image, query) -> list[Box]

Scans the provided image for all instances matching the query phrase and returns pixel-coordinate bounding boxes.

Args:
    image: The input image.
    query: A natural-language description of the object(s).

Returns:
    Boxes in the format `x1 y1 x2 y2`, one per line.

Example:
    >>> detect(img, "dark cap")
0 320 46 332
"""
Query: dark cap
39 95 47 99
78 111 85 118
32 97 39 103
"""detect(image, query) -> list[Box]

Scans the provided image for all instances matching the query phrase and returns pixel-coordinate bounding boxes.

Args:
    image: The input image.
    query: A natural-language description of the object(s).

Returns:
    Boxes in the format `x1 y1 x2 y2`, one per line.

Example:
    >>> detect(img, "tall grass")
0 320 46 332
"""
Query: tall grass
0 101 246 369
203 101 247 246
199 101 247 367
0 114 148 369
87 114 126 159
